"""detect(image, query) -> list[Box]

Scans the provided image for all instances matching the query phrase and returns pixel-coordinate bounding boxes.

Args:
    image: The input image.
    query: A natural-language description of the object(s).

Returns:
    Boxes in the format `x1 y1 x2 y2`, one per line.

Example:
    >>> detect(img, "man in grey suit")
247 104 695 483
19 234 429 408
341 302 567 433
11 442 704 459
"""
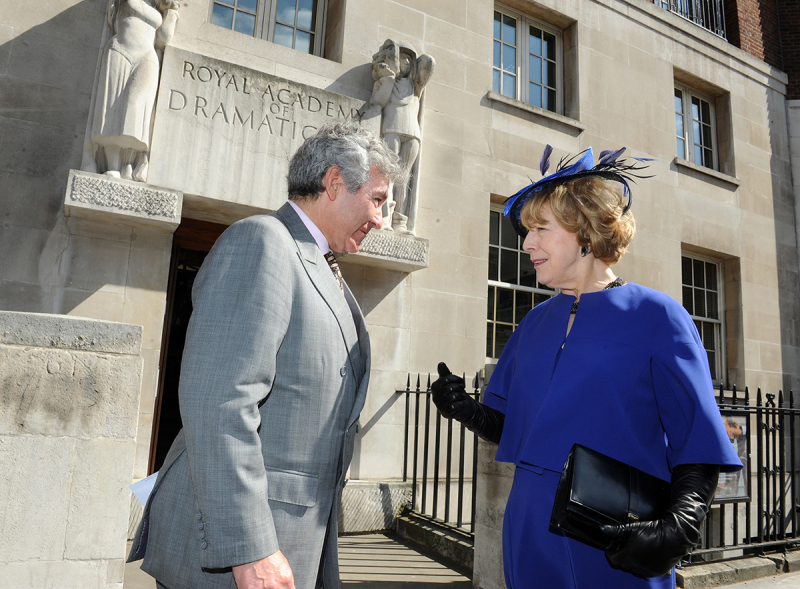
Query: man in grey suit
128 121 403 589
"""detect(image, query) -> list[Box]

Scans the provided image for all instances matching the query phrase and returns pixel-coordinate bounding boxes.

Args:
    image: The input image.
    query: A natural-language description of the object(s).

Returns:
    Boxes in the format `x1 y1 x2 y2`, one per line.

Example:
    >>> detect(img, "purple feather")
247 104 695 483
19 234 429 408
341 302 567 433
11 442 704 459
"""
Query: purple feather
598 147 626 166
632 156 657 161
539 144 553 176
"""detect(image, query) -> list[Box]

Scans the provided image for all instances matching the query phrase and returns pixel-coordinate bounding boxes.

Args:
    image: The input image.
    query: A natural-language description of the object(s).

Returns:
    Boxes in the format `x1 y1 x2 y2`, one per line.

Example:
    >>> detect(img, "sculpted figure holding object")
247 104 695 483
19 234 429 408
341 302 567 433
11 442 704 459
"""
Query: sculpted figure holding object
90 0 180 181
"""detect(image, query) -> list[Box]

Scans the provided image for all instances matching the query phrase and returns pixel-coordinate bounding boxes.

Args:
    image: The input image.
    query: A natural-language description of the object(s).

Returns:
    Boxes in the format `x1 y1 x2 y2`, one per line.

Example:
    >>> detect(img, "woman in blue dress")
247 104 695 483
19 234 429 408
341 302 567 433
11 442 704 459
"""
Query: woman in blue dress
432 146 742 588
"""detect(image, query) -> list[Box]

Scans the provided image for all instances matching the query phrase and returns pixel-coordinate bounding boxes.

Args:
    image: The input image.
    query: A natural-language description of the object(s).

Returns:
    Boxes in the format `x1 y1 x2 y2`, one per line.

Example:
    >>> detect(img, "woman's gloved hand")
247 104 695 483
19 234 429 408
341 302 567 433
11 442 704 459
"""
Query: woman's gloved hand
600 463 720 577
431 362 504 444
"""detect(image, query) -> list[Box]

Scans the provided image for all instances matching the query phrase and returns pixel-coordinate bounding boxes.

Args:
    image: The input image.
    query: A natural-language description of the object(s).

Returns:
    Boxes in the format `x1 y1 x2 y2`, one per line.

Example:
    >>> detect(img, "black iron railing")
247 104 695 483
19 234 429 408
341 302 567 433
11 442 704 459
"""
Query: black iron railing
655 0 727 40
398 373 482 534
684 385 800 564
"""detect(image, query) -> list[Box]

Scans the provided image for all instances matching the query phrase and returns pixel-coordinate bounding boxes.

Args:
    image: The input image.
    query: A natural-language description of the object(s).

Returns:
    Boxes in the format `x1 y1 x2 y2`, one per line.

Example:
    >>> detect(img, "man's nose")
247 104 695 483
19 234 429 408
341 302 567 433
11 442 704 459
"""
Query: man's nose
371 207 383 229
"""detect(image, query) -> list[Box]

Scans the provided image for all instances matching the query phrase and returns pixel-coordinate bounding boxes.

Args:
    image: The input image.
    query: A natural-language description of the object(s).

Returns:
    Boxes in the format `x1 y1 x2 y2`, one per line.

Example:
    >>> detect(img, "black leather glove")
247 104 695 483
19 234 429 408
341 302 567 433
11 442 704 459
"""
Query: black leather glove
600 463 720 577
431 362 504 444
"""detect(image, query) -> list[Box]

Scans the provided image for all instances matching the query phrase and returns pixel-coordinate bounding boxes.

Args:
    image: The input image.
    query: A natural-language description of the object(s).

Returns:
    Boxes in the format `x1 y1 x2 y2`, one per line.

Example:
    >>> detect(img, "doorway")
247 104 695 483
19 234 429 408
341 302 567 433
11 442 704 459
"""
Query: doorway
148 218 227 474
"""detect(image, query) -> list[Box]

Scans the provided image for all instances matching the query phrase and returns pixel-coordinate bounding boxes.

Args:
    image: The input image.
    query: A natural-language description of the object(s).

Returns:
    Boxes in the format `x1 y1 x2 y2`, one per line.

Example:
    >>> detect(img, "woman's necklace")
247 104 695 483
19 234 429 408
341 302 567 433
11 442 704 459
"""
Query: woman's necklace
570 277 626 315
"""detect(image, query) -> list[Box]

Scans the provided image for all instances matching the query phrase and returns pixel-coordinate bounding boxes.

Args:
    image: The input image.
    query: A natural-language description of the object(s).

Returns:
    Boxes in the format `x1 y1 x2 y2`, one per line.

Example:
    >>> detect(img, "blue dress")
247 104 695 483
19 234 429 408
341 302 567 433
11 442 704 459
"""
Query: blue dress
483 283 742 588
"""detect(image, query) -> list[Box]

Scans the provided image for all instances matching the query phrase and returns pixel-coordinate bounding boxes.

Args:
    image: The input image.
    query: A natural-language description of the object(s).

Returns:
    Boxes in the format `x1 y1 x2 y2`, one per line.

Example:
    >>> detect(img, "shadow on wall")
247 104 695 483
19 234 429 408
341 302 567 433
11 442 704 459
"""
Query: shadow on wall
0 0 107 313
765 87 800 392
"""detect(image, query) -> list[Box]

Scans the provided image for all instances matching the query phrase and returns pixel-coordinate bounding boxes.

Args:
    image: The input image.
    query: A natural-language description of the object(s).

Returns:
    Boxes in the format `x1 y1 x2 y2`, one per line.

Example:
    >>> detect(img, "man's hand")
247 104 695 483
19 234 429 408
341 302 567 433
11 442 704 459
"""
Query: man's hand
232 550 295 589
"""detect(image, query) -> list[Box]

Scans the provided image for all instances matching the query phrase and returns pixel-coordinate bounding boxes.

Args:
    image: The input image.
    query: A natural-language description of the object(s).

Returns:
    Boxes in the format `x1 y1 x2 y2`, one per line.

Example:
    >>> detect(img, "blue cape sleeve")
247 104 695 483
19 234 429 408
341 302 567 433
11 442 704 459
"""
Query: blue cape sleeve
652 341 742 472
484 323 527 415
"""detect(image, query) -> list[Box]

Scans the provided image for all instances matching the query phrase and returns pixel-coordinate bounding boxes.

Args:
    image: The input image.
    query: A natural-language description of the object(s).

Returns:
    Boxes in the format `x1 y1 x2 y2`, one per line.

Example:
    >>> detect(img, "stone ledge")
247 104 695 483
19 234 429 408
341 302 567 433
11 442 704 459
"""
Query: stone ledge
673 157 741 189
64 169 182 231
0 311 142 355
677 556 782 588
341 229 429 272
486 91 586 133
395 512 473 576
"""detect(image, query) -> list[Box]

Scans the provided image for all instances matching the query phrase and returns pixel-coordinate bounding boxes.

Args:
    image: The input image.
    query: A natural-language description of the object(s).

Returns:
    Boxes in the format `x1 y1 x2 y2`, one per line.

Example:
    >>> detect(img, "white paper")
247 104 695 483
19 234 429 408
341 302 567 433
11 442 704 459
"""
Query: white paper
130 472 158 506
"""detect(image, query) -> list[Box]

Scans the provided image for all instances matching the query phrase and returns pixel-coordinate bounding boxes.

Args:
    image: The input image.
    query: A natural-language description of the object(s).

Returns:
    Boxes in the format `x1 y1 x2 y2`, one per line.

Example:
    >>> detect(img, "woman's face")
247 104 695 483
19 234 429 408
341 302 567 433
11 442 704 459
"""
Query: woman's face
522 201 583 291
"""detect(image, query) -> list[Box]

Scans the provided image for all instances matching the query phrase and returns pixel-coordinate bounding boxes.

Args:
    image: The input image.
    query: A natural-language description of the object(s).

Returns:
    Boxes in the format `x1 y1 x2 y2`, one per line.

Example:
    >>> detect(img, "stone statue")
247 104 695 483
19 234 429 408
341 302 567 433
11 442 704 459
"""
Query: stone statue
89 0 180 182
366 39 434 235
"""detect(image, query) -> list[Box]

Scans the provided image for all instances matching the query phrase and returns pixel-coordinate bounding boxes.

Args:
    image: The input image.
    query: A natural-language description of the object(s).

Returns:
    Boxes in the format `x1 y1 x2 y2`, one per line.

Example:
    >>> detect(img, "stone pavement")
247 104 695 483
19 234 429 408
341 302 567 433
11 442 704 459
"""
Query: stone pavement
123 532 471 588
716 571 800 588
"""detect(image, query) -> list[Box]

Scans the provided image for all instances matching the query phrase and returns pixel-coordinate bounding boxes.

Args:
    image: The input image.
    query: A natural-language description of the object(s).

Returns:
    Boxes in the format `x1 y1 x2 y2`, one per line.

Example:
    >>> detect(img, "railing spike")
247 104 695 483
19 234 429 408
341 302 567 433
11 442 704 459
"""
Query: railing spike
415 374 421 392
406 373 411 391
426 372 431 390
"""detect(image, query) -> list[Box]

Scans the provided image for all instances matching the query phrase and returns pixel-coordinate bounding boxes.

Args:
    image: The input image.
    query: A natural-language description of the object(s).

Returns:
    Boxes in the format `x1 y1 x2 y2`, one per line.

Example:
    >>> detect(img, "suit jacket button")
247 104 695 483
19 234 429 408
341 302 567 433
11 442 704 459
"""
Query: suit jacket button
198 522 204 530
197 512 202 521
340 366 347 376
199 531 206 539
201 541 208 549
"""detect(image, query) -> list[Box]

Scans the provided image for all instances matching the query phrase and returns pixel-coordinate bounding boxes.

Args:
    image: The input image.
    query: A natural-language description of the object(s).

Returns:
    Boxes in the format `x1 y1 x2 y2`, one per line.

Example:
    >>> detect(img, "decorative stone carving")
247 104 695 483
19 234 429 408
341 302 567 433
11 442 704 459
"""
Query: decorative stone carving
362 39 434 236
64 169 182 231
343 229 429 273
88 0 180 182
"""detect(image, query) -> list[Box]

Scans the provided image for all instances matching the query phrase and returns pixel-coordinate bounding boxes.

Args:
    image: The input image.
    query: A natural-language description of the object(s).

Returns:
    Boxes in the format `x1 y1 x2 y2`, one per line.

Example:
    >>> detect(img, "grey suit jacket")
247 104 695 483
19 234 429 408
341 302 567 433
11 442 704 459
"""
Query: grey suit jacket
129 203 370 589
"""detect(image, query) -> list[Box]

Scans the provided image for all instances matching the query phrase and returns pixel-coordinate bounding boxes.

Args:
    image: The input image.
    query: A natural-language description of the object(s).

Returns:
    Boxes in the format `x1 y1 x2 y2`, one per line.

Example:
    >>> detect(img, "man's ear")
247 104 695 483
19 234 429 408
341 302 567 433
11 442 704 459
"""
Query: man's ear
321 166 342 202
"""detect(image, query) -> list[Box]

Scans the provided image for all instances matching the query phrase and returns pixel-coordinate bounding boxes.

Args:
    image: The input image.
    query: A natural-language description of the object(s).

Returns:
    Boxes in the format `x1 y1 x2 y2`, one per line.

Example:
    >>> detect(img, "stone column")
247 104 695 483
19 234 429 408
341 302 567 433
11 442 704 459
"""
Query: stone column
0 311 143 589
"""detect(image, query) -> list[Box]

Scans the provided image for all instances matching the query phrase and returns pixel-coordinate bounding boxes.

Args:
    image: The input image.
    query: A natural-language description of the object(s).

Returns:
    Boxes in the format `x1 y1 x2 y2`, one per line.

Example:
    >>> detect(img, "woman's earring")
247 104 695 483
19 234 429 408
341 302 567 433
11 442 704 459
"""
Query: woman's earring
580 246 590 257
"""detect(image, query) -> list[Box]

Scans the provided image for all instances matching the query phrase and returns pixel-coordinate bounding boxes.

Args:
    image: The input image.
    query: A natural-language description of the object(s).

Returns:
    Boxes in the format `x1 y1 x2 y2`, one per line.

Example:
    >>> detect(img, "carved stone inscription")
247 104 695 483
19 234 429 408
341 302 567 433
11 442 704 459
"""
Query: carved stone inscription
148 47 375 212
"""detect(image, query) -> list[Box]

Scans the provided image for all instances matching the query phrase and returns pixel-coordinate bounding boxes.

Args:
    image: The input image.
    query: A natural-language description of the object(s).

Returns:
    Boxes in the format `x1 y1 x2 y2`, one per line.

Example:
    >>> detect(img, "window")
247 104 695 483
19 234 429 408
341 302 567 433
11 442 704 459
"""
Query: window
487 209 555 359
493 7 561 112
675 85 717 170
211 0 325 55
681 254 724 383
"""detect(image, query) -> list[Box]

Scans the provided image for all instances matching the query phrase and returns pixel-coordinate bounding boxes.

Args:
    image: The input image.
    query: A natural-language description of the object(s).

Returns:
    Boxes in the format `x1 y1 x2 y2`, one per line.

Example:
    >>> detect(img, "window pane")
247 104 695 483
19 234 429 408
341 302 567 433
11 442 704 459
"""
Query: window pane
503 14 516 45
530 56 542 84
487 286 495 320
494 12 502 39
543 31 556 60
486 323 494 358
694 288 706 317
677 137 685 159
682 285 693 314
694 144 703 165
702 123 712 148
515 291 532 324
692 120 701 145
703 147 713 168
701 100 711 123
703 321 715 347
234 11 256 35
707 291 718 319
534 292 550 306
707 351 717 381
500 215 517 248
273 23 294 47
675 113 684 138
502 43 516 73
674 88 683 112
693 259 705 288
238 0 257 12
544 60 555 87
497 288 514 323
500 249 518 284
493 40 501 68
495 323 514 357
502 73 516 98
682 256 692 284
544 88 556 112
276 0 297 25
529 84 542 108
529 27 542 55
489 211 500 245
493 69 501 94
706 262 717 290
295 30 313 53
297 0 316 30
212 3 234 28
691 96 700 120
520 254 536 287
488 246 499 281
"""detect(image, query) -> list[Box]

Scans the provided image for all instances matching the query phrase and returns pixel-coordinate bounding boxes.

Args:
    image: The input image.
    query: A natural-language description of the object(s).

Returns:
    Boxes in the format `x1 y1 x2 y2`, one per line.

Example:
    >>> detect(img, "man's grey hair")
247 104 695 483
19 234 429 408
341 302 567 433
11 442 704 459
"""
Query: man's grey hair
288 120 405 200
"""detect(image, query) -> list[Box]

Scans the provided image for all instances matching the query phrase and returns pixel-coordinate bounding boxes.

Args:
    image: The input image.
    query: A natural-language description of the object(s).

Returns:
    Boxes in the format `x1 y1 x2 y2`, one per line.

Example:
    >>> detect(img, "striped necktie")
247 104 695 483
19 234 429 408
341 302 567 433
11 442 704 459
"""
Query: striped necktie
324 251 344 294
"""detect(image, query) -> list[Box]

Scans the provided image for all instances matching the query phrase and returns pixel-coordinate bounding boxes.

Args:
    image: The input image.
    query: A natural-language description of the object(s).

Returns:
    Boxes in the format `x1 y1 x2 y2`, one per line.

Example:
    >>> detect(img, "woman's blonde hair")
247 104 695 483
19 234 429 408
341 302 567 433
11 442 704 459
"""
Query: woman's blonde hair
519 176 635 265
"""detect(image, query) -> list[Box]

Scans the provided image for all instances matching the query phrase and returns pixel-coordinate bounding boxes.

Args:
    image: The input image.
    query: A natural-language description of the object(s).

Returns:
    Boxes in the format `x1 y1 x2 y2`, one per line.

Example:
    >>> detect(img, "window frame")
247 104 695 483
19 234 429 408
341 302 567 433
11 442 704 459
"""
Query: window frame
674 83 718 171
209 0 328 56
681 252 726 386
493 5 564 114
487 205 556 362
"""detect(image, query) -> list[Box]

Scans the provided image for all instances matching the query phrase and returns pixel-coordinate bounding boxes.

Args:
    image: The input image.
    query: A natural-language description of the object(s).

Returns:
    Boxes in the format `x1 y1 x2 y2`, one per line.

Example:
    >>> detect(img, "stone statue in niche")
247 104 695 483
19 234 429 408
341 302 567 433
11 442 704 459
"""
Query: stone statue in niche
89 0 180 182
365 39 434 236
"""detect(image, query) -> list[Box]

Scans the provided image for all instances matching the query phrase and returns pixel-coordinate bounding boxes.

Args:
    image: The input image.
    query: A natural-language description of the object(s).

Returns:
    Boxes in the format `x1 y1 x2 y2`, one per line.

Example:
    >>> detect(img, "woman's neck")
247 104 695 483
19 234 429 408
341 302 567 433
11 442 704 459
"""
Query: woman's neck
561 266 617 300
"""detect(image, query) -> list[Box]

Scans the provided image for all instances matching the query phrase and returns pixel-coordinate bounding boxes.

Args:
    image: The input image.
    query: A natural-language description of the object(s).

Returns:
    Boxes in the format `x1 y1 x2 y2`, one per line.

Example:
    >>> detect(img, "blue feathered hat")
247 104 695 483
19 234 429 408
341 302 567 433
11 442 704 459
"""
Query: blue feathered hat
503 145 653 237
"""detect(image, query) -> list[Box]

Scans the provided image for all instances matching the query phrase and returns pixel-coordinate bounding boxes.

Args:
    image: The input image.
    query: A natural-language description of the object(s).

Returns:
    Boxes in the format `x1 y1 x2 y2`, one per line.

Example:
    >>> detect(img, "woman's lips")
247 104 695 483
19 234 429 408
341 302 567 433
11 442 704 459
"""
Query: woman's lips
532 259 546 268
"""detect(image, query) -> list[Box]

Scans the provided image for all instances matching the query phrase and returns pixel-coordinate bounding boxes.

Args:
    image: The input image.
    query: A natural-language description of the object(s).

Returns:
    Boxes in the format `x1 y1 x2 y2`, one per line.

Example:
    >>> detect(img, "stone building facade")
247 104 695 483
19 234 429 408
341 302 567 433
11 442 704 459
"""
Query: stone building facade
1 0 799 587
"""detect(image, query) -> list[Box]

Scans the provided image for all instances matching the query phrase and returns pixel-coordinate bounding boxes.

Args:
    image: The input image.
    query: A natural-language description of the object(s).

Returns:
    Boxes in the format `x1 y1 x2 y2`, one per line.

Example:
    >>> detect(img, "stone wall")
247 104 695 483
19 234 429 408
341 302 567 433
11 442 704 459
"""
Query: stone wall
0 311 142 589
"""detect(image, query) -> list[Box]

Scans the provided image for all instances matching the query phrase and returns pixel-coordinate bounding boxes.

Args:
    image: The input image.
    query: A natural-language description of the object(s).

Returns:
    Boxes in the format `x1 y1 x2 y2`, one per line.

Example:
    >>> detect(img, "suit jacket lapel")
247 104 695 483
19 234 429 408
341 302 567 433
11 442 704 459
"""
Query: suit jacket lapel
275 203 366 380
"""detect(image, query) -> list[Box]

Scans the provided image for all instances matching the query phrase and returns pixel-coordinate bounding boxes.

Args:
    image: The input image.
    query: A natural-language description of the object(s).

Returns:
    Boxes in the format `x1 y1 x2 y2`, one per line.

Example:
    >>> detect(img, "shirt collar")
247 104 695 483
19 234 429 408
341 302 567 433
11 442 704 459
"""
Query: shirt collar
288 200 330 254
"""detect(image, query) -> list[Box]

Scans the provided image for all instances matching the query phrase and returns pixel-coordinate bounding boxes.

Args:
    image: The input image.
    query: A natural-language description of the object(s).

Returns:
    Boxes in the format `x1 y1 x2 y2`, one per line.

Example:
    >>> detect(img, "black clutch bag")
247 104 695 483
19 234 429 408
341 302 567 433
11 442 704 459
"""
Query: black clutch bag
550 444 671 550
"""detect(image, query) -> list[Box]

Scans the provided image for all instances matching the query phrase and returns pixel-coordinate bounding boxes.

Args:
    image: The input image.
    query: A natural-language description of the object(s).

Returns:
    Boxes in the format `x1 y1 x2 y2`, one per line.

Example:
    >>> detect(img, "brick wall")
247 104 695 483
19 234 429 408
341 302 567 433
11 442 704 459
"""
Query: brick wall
725 0 782 69
778 0 800 99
